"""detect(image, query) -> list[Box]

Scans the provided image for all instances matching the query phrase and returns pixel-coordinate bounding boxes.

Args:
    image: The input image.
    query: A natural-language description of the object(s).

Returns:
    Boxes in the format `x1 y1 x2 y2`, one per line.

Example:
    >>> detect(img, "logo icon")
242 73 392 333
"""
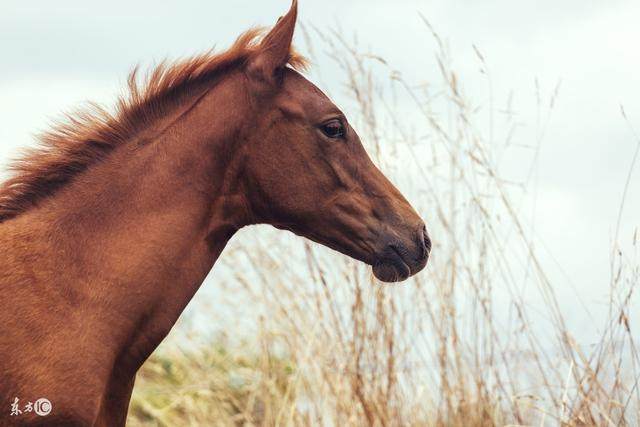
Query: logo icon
33 398 52 416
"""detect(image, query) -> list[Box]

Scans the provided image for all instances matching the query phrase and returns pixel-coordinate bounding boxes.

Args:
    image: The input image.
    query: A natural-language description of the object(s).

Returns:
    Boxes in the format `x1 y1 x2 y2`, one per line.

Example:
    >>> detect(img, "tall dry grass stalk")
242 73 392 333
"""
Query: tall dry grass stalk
128 21 639 427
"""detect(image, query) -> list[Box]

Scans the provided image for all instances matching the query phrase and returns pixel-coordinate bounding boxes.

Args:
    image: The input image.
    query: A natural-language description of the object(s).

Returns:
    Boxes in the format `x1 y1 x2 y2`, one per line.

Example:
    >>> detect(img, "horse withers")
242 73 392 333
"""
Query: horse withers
0 1 430 425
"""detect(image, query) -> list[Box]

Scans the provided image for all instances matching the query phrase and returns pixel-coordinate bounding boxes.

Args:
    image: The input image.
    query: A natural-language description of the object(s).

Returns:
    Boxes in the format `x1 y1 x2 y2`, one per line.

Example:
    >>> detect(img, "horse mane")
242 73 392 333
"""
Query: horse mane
0 28 308 223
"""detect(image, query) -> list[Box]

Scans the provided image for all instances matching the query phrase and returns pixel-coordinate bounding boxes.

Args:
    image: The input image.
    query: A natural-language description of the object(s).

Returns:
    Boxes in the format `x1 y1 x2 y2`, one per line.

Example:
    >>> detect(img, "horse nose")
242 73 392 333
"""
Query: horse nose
418 224 431 262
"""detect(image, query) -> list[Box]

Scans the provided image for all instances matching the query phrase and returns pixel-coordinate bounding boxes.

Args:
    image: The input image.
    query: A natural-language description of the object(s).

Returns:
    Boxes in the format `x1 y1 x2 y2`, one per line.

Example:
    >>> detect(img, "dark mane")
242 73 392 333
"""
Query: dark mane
0 28 307 222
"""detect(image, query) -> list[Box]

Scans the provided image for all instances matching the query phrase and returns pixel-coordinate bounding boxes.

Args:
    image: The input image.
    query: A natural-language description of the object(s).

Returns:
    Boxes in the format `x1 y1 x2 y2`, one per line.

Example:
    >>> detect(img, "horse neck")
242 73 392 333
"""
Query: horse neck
23 70 252 371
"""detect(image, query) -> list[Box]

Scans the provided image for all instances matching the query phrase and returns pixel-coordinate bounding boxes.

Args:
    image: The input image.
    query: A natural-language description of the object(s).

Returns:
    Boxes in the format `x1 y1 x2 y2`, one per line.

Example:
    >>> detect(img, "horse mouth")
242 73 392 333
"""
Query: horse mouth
372 247 412 283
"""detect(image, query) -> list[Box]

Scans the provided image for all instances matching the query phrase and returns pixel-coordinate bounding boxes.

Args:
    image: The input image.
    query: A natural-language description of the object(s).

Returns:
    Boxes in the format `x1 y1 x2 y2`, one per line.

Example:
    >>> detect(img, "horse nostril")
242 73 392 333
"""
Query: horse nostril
420 224 431 259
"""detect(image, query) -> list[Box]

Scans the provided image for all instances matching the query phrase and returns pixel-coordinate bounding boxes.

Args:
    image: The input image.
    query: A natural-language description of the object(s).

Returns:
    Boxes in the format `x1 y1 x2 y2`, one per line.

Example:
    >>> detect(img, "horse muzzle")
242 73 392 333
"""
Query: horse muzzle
372 224 430 283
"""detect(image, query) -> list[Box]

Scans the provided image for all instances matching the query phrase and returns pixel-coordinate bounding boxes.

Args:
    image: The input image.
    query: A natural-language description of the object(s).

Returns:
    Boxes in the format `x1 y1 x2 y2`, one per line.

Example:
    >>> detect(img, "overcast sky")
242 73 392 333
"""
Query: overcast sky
1 0 639 323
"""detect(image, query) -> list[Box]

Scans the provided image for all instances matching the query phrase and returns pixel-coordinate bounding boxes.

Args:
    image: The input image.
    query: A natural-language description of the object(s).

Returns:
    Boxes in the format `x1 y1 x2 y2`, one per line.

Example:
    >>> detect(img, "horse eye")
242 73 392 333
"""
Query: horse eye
321 120 345 139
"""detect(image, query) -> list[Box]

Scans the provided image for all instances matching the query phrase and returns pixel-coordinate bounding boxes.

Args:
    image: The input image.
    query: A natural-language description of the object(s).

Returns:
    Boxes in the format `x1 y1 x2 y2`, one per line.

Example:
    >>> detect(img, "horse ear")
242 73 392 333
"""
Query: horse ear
248 0 298 86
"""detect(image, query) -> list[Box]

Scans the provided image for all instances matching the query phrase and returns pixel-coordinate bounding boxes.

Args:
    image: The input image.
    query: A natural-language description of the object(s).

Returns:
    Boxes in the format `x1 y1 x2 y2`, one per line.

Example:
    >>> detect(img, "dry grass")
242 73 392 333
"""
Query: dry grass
127 22 639 427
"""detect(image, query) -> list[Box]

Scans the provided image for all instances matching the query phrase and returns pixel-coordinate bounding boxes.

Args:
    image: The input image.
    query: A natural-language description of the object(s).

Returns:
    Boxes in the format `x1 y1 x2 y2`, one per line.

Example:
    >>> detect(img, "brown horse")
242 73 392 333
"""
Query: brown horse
0 1 429 425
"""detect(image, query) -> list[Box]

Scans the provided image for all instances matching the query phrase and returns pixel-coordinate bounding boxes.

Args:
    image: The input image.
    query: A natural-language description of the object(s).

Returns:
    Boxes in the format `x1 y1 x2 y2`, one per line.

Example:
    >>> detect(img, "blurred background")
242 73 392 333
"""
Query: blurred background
2 0 639 425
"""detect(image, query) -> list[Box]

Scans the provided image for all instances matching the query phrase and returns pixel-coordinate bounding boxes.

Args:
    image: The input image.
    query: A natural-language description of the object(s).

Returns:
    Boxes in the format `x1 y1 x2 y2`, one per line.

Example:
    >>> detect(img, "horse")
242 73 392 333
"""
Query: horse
0 1 430 425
